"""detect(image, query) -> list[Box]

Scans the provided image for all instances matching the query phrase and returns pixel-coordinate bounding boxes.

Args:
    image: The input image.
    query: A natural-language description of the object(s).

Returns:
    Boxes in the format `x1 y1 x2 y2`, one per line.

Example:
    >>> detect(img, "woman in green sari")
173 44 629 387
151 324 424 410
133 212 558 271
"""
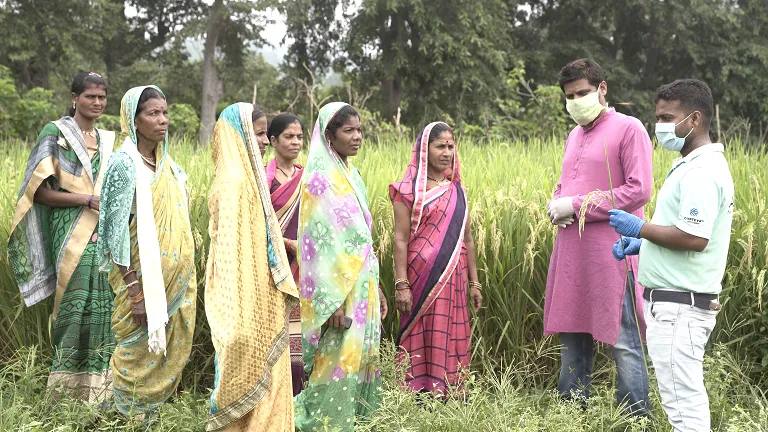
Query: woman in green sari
97 85 197 415
8 72 116 403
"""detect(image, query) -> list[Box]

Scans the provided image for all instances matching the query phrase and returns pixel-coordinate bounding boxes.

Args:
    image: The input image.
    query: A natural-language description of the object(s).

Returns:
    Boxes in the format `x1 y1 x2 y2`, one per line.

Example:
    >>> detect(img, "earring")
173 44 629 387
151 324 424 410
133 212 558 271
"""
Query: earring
72 102 76 109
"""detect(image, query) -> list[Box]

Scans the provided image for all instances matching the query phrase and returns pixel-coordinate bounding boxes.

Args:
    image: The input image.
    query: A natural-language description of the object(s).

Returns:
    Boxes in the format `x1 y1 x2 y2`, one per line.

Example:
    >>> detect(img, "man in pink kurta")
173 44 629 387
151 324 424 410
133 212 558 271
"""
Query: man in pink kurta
544 59 653 417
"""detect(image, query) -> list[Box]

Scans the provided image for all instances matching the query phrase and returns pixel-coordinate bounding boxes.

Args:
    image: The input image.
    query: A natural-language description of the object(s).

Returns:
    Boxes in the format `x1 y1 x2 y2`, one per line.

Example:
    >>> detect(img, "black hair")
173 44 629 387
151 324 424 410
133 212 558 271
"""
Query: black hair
252 104 266 122
428 123 453 142
325 105 359 138
135 87 165 117
267 113 302 142
558 59 606 91
69 72 107 116
654 79 714 128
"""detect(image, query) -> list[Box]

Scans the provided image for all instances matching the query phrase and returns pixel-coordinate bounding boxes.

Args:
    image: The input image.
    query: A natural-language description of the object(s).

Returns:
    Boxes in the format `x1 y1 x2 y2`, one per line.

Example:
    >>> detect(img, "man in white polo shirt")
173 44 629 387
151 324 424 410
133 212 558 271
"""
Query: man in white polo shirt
606 79 733 432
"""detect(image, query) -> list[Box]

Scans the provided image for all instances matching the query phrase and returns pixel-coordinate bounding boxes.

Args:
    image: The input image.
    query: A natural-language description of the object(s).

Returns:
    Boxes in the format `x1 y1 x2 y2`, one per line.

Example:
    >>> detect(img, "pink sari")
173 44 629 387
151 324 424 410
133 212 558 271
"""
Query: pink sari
265 158 304 396
389 122 470 393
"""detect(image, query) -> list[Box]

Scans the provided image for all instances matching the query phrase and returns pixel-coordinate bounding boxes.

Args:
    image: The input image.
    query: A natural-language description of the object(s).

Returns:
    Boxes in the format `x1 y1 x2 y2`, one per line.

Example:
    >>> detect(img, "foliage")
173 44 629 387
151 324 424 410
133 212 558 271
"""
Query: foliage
1 342 767 431
0 66 57 140
96 115 121 133
168 103 200 138
344 0 512 126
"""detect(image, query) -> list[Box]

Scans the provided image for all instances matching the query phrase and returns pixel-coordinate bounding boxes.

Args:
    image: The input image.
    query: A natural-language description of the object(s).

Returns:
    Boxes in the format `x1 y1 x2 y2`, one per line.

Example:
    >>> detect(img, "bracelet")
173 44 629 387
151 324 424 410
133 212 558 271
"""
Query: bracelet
87 195 94 209
394 278 409 286
395 281 411 291
125 280 139 289
129 291 144 304
123 269 137 280
469 281 483 291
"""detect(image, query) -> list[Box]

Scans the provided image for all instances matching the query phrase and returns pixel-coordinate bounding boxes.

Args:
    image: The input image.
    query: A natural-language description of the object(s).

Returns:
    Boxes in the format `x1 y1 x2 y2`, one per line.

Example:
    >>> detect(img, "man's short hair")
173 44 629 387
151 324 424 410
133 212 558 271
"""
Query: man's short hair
654 79 714 128
558 59 606 91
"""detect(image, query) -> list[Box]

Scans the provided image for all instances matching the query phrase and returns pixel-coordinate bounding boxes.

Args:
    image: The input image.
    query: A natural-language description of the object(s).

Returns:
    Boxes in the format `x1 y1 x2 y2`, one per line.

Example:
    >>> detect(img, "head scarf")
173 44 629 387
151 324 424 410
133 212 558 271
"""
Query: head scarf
390 122 462 233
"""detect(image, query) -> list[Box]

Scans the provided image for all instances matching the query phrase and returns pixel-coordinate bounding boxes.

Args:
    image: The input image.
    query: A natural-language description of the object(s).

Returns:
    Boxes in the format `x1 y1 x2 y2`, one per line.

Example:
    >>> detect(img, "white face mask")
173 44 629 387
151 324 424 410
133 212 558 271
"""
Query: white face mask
655 112 694 152
565 87 605 126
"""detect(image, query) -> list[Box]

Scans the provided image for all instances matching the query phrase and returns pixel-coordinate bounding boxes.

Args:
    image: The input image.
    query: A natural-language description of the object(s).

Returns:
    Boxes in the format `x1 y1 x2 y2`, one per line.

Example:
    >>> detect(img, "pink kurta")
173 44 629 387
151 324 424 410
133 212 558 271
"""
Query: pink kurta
544 108 653 345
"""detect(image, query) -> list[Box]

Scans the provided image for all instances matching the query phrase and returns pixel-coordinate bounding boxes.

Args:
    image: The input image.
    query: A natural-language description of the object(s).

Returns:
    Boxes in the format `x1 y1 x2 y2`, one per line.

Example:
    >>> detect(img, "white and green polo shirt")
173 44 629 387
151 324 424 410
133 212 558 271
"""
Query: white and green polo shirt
638 143 734 294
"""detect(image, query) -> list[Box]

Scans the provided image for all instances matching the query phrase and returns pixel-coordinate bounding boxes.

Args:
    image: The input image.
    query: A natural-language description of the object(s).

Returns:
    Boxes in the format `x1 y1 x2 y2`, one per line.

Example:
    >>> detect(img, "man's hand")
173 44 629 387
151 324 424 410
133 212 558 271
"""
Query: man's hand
612 237 642 261
608 209 645 238
548 197 575 222
555 216 575 229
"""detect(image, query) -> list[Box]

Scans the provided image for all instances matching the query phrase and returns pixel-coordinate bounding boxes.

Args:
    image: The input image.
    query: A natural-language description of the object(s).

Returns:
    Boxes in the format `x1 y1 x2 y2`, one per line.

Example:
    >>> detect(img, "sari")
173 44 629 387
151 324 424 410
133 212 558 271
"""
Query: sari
294 102 382 431
205 103 299 431
97 86 197 415
389 122 470 393
8 117 116 402
265 158 305 395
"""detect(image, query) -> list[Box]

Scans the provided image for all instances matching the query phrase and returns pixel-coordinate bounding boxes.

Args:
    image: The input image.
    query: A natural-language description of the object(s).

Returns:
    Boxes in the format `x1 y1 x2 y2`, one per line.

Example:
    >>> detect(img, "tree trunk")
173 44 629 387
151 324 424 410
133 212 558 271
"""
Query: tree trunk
199 0 225 146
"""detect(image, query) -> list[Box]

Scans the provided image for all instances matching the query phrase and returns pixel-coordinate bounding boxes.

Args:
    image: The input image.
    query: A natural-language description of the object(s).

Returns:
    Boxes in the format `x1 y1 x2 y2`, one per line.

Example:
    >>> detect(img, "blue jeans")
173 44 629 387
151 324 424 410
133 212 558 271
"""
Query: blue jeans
557 273 649 416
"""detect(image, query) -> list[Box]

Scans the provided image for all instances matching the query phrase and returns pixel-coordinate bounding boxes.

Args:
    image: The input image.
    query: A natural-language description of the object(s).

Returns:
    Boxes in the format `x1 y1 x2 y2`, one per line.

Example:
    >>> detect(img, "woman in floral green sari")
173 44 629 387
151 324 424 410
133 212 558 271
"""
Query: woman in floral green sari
8 72 116 403
294 102 388 431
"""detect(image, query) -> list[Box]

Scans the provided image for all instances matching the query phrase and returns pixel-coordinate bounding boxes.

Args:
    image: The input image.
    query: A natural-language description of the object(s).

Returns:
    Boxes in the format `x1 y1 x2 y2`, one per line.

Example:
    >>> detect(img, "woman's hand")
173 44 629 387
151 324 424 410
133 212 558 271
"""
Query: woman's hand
330 305 346 329
470 287 483 313
283 238 297 255
131 299 148 326
394 287 413 315
127 281 147 326
87 195 100 211
379 286 388 320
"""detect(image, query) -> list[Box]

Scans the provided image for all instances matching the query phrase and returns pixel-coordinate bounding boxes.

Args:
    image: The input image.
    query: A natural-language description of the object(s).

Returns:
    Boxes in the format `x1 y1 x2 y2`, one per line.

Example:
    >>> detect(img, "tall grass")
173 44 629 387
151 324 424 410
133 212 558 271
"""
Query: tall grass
1 136 767 428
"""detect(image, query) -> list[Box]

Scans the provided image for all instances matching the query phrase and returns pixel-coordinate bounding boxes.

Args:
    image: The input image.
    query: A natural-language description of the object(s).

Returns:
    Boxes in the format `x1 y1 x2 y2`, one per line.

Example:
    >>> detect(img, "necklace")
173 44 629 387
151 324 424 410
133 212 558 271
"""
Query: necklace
140 154 156 167
82 129 97 138
427 175 449 186
277 165 296 178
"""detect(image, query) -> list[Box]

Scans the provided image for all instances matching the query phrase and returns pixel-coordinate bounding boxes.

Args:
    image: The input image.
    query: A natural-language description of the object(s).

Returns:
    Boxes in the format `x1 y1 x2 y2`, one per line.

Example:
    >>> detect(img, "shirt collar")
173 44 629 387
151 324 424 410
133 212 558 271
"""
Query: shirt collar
583 107 615 131
671 143 724 169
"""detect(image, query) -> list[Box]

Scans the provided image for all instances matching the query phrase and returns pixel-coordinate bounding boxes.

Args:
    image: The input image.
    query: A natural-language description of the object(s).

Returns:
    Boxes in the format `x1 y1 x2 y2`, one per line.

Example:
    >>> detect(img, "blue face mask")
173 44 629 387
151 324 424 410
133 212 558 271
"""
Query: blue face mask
655 112 694 152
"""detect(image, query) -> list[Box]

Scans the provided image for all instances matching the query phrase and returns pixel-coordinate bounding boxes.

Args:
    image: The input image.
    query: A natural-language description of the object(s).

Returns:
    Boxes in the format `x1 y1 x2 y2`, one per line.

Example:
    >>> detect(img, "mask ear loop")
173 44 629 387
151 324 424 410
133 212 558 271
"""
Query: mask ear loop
677 112 696 139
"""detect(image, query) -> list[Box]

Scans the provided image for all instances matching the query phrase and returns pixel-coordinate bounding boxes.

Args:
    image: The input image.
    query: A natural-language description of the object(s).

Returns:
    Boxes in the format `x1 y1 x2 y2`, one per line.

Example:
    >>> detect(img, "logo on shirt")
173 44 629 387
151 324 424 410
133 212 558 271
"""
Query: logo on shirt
684 208 704 225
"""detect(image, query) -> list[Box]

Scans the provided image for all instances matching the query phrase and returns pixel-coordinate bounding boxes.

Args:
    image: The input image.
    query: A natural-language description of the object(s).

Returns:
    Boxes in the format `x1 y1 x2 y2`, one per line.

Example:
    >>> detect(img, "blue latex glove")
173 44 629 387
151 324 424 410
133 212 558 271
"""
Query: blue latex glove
612 237 642 261
608 209 645 238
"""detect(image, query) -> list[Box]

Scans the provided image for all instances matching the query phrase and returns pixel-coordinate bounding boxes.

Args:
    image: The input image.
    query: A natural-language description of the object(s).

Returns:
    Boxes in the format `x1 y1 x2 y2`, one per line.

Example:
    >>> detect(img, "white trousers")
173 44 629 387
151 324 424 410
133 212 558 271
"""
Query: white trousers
645 300 718 432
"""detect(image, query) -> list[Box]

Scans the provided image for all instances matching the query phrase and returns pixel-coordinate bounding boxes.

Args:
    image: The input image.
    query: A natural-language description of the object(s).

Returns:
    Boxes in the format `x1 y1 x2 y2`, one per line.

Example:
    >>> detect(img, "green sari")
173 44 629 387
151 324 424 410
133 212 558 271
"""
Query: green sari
8 118 116 402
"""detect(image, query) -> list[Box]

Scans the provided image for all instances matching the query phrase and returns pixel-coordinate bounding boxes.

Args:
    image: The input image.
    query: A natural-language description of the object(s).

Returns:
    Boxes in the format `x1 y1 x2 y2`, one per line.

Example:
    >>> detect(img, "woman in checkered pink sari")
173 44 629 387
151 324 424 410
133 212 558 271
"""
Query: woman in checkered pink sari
389 122 482 393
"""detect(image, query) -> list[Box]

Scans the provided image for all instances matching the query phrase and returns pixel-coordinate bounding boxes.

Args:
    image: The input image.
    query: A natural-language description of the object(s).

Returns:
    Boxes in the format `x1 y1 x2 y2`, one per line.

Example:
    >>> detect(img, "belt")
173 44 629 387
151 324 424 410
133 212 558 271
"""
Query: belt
643 288 721 311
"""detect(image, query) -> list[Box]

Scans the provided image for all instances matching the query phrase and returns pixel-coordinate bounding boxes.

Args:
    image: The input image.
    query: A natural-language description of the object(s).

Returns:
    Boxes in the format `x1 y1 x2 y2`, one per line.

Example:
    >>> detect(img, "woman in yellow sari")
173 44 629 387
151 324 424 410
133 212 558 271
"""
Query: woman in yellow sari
204 102 299 431
97 85 197 415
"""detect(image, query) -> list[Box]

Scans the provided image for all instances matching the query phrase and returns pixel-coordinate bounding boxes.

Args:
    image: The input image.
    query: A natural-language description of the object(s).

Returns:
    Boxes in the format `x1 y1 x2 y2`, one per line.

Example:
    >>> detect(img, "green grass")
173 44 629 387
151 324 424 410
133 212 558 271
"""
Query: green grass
1 136 767 431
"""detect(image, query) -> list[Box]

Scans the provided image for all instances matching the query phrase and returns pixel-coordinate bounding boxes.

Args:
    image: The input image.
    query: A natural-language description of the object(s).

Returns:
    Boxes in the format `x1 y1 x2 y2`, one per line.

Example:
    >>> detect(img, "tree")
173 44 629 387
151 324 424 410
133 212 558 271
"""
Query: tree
344 0 513 127
280 0 342 81
198 0 271 145
0 0 106 88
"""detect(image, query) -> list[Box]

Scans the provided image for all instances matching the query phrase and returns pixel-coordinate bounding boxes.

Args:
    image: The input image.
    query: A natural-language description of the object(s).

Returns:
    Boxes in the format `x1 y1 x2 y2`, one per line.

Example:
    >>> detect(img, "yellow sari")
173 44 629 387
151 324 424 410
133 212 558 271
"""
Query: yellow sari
205 103 298 431
97 85 197 415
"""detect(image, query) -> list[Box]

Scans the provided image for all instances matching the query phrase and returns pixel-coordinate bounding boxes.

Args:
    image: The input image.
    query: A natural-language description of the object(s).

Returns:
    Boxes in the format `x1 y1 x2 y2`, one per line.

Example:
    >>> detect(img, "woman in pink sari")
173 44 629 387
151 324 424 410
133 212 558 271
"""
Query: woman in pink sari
389 122 482 393
264 113 305 395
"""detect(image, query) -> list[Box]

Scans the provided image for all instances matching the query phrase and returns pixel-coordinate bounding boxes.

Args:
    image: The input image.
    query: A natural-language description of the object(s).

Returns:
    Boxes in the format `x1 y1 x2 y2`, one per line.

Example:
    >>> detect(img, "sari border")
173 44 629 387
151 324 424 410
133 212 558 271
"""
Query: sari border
206 299 294 431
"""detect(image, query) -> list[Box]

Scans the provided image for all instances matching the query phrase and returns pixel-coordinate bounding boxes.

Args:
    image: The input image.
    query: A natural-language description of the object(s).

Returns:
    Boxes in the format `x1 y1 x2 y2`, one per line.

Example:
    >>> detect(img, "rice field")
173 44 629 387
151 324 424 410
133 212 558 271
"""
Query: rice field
1 136 767 431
